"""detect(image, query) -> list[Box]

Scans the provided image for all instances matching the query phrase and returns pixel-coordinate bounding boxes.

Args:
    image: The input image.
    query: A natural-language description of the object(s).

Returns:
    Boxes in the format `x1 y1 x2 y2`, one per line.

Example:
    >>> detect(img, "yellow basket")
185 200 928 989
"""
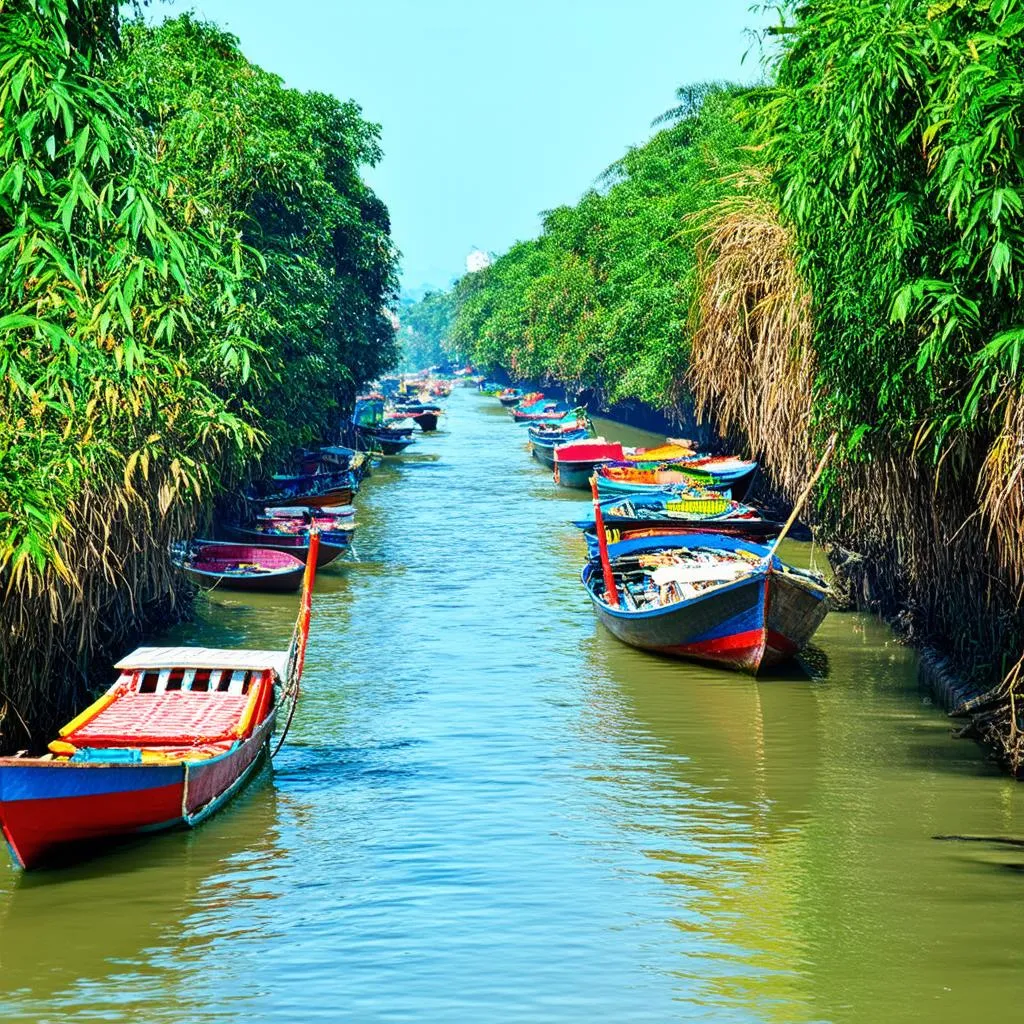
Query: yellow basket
665 496 730 516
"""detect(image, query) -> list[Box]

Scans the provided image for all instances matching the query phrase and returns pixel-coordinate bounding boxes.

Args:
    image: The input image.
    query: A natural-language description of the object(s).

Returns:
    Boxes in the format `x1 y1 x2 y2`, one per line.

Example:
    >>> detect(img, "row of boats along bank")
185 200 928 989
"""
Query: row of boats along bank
0 373 452 870
479 381 833 675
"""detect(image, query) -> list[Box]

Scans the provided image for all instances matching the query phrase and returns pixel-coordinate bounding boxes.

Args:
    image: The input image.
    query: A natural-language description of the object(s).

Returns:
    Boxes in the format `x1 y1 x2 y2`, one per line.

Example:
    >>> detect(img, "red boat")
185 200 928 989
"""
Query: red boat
553 439 625 489
0 536 320 870
223 525 351 566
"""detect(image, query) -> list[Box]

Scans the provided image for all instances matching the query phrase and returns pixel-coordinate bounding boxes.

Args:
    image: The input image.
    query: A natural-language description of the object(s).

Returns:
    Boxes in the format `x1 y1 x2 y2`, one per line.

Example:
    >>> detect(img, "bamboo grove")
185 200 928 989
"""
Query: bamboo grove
0 1 397 748
414 0 1024 767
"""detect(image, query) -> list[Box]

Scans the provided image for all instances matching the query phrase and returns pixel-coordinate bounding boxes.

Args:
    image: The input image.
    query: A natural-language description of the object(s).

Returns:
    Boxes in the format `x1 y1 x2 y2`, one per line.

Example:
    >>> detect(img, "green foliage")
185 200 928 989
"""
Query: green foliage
763 0 1024 452
0 0 257 582
113 15 399 455
0 5 397 584
398 288 457 369
0 1 398 744
445 84 753 405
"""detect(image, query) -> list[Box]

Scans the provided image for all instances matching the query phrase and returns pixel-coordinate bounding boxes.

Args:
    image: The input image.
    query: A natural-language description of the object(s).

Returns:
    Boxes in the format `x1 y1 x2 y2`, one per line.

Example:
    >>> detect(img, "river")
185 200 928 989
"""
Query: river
2 388 1024 1022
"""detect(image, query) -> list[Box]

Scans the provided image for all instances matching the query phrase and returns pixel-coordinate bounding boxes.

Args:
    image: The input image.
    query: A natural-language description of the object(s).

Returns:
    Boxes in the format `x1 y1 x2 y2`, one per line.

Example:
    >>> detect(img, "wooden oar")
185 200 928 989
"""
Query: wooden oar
763 433 838 564
590 475 620 608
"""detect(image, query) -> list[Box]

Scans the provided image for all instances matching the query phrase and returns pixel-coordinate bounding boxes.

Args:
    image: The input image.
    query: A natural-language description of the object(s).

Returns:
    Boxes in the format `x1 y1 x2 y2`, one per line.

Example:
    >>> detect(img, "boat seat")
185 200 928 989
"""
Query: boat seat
227 670 249 695
63 689 256 747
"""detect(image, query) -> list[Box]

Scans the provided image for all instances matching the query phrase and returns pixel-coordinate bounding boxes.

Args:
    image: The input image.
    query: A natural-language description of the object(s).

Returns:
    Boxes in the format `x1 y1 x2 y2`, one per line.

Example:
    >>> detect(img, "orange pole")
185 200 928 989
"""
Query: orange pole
289 529 320 685
590 475 620 609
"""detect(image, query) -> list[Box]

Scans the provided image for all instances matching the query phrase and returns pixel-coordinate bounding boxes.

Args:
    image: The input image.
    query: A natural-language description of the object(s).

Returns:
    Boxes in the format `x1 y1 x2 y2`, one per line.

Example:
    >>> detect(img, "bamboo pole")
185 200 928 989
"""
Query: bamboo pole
764 433 838 564
590 475 620 608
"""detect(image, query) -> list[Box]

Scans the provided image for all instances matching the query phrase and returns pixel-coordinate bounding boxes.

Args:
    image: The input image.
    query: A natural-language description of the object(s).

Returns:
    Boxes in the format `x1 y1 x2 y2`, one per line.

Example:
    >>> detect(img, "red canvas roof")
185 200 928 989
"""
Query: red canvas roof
554 441 624 465
65 691 253 747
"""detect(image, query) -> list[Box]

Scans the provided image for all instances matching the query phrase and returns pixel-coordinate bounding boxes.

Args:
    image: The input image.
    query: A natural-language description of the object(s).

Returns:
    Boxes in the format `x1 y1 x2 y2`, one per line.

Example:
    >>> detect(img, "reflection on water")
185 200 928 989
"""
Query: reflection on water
2 391 1024 1022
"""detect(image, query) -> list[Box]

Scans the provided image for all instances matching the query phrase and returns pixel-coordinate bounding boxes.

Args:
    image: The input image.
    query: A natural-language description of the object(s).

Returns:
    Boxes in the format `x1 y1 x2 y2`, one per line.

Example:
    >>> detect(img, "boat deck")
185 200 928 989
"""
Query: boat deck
67 691 252 747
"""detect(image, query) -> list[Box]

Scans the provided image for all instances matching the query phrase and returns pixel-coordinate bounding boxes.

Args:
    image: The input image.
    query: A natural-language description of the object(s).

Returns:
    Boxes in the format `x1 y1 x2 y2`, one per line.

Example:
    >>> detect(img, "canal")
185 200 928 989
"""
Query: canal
2 388 1024 1022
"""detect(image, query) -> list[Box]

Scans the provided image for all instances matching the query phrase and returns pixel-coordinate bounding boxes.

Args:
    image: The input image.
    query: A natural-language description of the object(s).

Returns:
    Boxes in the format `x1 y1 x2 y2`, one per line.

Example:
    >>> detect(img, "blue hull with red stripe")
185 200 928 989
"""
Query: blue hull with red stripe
582 534 830 674
0 716 273 870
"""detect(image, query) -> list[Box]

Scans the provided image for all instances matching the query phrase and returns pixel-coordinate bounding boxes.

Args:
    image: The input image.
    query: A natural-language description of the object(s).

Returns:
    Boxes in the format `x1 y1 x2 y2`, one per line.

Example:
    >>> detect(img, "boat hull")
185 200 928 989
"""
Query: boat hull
530 441 557 468
512 411 570 423
595 475 728 500
411 411 439 432
261 487 354 509
583 564 828 674
222 527 347 566
355 426 416 455
555 460 607 489
183 564 305 593
580 519 784 554
0 717 273 870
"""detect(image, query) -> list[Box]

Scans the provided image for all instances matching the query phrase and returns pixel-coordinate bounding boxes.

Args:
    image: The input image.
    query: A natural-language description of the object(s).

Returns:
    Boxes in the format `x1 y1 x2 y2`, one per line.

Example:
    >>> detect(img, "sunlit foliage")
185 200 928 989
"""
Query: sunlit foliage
431 84 752 405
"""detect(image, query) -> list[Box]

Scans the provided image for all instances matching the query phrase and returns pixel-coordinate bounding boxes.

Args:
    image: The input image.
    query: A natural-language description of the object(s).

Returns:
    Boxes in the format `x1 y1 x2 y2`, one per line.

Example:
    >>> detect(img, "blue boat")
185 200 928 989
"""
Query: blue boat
594 461 759 501
582 533 830 674
575 494 784 556
353 395 416 455
511 398 573 423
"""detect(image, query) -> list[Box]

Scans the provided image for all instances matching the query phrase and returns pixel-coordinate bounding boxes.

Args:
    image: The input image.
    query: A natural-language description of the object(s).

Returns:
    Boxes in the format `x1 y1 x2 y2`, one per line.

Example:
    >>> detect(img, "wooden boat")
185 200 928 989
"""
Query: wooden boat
268 468 351 489
553 440 626 489
353 394 417 454
582 532 830 674
387 408 440 432
670 455 759 501
172 541 307 593
593 460 755 501
356 428 416 455
614 452 758 501
511 399 572 423
575 494 784 555
478 381 504 396
0 535 320 870
307 446 372 481
258 485 355 509
595 464 717 499
223 524 351 566
498 388 525 407
264 504 355 522
622 442 696 463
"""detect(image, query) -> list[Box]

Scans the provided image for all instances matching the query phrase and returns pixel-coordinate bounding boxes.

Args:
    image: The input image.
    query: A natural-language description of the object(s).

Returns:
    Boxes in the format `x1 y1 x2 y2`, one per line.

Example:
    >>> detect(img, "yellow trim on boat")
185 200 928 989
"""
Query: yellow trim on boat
58 687 120 738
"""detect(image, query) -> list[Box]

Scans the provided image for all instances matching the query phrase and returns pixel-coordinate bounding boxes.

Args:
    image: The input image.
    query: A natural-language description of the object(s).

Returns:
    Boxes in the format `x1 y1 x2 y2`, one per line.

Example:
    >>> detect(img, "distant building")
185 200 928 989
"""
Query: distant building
466 249 492 273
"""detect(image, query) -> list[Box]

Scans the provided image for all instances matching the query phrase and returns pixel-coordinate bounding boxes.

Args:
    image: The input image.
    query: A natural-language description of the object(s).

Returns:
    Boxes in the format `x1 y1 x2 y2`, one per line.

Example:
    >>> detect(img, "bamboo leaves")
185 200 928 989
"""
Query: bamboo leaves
0 2 398 746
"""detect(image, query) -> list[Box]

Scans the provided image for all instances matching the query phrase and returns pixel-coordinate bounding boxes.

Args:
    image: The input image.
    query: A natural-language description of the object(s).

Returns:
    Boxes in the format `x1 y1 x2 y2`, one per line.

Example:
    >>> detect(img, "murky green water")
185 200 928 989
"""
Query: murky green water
3 389 1024 1022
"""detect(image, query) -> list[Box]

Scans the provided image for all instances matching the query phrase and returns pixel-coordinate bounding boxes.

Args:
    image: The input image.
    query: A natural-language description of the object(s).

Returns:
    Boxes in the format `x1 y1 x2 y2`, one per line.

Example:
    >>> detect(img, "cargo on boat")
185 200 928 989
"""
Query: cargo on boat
582 533 830 674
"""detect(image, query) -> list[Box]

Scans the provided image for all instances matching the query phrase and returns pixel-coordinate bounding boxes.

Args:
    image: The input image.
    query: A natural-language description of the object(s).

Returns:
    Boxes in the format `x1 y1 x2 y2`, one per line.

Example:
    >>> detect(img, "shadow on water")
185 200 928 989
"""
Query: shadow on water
0 778 284 1023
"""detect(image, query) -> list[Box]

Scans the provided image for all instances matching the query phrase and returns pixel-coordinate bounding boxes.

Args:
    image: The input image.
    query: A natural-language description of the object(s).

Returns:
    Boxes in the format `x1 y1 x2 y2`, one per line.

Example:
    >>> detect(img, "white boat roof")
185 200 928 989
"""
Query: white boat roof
115 646 290 676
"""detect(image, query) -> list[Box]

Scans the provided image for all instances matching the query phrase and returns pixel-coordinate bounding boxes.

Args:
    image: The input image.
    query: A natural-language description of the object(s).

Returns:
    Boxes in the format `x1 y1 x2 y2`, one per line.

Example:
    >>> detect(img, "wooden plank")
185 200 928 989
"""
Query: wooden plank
116 646 289 676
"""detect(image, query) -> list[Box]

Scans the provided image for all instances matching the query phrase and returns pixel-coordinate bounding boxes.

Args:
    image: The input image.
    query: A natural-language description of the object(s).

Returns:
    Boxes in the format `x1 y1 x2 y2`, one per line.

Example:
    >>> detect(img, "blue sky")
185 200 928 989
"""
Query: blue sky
179 1 767 291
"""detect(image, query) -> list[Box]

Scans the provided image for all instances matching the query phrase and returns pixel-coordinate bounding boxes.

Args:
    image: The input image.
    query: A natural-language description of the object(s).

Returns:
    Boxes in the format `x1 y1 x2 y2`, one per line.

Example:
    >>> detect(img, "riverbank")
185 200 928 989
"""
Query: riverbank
0 7 397 751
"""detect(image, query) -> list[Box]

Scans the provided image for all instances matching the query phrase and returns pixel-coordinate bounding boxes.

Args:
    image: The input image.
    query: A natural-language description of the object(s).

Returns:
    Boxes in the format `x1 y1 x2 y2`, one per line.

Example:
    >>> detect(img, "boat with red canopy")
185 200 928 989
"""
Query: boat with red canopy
553 440 625 489
0 536 320 870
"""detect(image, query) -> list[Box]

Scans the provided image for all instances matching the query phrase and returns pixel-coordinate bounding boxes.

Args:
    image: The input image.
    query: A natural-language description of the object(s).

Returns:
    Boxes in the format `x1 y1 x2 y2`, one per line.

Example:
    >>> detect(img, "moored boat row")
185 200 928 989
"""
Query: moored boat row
0 373 455 869
478 384 832 675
